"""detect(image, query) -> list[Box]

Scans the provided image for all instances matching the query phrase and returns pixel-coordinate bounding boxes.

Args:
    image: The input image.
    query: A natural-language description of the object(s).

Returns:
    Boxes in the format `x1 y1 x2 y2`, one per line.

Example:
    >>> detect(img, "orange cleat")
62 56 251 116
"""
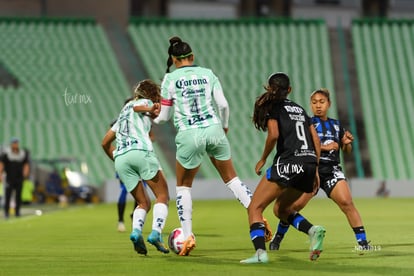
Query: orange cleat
178 236 196 256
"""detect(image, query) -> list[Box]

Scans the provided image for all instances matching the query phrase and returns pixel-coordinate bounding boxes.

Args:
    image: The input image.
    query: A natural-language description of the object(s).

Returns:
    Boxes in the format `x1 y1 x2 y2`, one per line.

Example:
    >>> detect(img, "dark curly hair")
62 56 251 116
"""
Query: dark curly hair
252 73 291 131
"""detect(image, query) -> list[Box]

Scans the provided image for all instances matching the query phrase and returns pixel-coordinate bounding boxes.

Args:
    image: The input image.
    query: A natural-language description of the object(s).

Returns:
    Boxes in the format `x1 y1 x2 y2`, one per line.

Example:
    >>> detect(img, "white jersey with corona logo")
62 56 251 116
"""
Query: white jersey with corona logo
161 65 224 131
111 99 153 158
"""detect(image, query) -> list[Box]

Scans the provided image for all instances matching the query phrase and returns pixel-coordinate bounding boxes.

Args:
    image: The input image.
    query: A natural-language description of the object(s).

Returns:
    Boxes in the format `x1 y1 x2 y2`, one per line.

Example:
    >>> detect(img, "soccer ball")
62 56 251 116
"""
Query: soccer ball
168 227 195 254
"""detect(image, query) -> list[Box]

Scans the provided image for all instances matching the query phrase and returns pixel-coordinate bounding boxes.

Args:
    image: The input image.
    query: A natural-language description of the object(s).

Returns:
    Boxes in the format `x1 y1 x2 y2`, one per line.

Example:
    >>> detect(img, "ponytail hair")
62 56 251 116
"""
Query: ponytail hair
165 36 193 73
252 72 291 131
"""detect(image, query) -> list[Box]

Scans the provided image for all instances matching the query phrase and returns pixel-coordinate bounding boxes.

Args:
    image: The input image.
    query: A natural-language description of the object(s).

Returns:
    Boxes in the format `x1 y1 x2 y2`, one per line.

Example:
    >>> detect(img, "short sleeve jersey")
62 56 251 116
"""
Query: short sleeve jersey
111 99 153 158
311 117 345 165
268 99 317 163
1 147 29 183
161 65 223 131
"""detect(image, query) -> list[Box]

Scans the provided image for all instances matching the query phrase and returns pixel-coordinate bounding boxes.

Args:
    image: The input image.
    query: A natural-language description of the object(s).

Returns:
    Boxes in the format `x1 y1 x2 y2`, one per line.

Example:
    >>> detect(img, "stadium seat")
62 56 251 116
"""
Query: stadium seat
0 18 174 185
352 19 414 179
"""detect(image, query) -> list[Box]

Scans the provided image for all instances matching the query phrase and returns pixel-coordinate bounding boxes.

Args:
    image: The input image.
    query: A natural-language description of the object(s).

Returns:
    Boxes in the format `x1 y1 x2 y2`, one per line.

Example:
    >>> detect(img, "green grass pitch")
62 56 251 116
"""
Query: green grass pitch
1 198 413 276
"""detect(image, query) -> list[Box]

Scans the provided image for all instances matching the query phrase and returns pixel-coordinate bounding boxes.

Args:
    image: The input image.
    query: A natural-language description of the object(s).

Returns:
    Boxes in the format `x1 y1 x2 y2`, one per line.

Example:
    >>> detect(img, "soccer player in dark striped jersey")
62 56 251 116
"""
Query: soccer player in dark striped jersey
269 88 371 253
241 73 326 264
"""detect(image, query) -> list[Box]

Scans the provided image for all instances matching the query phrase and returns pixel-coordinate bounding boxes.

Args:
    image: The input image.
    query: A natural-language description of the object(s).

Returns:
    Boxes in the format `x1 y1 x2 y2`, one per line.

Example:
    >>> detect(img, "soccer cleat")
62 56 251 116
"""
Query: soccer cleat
147 230 170 254
269 234 284 251
263 218 273 242
240 249 269 264
117 222 126 232
356 240 372 255
130 229 147 255
309 225 326 261
178 236 196 256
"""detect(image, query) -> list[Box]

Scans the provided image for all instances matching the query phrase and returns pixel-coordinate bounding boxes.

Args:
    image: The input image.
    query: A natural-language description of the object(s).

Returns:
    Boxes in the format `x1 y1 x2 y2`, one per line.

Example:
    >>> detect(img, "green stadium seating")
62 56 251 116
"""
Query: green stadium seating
0 18 174 186
128 18 336 180
352 19 414 180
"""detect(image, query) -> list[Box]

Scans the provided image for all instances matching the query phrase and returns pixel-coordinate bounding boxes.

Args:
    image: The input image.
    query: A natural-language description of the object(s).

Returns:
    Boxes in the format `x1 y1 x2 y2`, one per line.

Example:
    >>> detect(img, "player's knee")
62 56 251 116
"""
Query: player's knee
338 199 355 212
137 201 151 212
156 193 169 204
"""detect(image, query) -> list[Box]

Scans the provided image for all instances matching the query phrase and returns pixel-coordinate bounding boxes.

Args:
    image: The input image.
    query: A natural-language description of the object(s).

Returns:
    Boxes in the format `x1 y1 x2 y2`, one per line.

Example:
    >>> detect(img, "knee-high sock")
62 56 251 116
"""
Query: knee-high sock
176 186 192 239
353 226 367 244
276 220 290 237
225 177 252 208
152 203 168 233
132 208 147 231
250 222 266 251
287 212 313 234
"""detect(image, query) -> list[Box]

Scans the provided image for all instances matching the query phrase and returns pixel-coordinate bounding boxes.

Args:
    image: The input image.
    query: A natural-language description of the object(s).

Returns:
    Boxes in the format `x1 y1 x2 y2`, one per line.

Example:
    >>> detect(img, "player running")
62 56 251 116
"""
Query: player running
241 73 325 264
269 88 371 253
154 36 272 256
102 79 170 255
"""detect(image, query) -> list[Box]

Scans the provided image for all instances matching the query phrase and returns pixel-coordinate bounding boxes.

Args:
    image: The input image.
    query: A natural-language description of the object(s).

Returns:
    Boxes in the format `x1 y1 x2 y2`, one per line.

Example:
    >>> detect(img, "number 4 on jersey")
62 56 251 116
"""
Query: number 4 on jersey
190 98 200 113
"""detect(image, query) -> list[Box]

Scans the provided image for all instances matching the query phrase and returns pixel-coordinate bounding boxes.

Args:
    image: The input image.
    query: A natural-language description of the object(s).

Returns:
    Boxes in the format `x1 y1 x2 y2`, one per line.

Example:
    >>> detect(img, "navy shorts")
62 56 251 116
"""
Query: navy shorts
266 157 317 193
318 164 346 197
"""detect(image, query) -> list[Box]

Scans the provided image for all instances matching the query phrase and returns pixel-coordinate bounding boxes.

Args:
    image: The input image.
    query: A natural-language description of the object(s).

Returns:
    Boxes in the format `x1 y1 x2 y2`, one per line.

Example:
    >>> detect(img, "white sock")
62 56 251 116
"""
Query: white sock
176 186 192 239
132 208 147 231
152 203 168 233
225 177 252 208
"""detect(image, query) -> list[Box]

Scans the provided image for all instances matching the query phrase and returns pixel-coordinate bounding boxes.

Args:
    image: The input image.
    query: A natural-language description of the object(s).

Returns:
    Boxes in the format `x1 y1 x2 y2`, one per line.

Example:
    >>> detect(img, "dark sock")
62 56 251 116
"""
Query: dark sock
353 226 367 244
276 220 290 238
287 213 313 234
250 222 266 251
117 202 126 222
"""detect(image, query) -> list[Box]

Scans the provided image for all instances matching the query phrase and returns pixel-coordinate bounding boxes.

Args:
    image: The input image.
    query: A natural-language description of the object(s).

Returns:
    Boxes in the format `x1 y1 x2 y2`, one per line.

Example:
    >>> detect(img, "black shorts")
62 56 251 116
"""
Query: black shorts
318 164 346 197
266 158 317 193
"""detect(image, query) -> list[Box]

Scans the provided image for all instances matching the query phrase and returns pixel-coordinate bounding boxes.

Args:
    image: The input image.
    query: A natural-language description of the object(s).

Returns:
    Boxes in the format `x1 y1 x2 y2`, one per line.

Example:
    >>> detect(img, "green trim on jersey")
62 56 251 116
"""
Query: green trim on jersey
161 65 223 131
111 99 154 158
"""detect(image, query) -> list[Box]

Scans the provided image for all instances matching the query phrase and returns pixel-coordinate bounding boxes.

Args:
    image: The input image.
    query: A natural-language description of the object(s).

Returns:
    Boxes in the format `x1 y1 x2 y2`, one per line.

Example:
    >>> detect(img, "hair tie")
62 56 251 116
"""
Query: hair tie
173 52 193 59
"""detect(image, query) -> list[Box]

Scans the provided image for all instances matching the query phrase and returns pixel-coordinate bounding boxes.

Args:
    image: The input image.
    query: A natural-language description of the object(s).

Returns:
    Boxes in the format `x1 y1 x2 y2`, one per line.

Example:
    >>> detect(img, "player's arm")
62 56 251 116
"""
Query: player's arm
153 76 174 124
212 78 229 132
101 129 116 161
341 130 353 154
133 100 160 118
256 119 279 175
309 125 321 192
309 125 321 164
153 98 173 124
320 141 339 152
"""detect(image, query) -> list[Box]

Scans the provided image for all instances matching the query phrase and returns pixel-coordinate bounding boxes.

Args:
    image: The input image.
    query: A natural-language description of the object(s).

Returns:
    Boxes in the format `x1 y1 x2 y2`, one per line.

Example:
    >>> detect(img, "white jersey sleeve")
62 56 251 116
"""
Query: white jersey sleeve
212 79 229 128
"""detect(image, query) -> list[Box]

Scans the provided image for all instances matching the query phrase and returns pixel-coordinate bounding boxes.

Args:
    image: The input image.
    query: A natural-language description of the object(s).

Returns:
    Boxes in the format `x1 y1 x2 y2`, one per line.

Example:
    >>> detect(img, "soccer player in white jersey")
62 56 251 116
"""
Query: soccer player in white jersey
154 36 272 256
102 80 170 255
